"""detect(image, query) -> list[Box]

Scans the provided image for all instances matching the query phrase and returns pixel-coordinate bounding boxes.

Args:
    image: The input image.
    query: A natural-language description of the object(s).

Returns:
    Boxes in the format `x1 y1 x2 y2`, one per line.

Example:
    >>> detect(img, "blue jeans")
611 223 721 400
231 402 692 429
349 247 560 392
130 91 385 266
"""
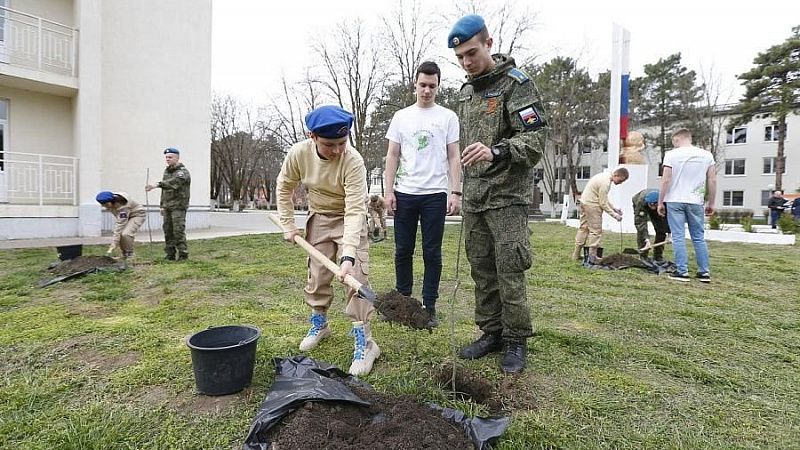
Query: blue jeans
666 202 709 275
770 209 781 228
393 191 447 309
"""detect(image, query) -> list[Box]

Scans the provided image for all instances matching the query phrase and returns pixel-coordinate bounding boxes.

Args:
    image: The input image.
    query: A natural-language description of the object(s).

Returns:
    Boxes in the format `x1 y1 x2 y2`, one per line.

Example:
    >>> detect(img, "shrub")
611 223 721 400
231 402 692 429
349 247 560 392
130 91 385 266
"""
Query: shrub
777 213 797 234
709 214 721 230
740 215 754 232
717 208 754 224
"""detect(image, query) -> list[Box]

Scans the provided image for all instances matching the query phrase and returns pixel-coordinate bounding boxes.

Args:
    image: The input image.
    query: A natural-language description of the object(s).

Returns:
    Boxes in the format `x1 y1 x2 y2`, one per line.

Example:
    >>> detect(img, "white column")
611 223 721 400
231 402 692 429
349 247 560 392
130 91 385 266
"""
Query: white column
74 0 103 237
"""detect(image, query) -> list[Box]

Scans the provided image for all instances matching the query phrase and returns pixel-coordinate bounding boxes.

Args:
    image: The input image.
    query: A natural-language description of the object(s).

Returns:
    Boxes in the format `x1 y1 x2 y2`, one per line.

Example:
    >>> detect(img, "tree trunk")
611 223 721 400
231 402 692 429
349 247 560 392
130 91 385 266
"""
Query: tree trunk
775 118 786 191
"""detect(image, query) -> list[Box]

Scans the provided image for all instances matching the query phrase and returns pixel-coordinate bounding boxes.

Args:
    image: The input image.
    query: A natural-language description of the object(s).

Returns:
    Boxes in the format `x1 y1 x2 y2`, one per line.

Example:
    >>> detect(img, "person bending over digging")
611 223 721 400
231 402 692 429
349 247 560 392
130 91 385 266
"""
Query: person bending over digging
632 189 671 262
96 191 147 260
276 105 379 377
572 168 629 263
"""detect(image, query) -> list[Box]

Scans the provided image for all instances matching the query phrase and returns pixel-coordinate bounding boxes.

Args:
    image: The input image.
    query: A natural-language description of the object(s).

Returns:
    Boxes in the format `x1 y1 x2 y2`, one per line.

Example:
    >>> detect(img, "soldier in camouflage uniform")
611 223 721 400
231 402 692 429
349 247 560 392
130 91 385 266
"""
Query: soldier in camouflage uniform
633 189 670 261
146 147 191 260
448 15 546 374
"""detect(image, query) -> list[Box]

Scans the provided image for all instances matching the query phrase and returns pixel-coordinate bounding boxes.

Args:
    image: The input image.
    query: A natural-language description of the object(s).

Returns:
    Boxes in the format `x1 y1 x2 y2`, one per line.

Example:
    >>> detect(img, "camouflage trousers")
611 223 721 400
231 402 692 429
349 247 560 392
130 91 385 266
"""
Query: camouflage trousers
463 205 534 340
163 208 187 256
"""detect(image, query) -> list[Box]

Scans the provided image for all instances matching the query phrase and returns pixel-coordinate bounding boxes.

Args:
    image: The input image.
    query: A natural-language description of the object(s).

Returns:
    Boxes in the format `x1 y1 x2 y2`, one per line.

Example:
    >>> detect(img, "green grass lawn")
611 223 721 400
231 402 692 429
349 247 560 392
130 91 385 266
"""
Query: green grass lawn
1 223 798 449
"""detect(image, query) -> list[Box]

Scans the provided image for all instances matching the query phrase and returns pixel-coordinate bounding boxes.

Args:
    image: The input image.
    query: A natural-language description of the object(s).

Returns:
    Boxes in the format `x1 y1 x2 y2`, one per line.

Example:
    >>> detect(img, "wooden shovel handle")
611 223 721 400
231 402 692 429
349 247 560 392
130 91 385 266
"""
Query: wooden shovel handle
640 240 670 251
291 234 365 293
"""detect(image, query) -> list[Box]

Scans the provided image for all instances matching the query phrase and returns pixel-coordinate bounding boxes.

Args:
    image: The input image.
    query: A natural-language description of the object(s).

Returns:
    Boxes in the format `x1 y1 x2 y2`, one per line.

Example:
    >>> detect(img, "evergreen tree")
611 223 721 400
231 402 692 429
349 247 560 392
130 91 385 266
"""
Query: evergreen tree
632 53 704 169
730 26 800 191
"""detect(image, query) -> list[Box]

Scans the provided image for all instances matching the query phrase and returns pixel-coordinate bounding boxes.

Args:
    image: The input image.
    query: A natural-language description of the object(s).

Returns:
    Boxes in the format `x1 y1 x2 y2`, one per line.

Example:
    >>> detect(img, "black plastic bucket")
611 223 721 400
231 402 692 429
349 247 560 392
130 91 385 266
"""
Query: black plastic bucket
57 244 83 261
187 325 261 395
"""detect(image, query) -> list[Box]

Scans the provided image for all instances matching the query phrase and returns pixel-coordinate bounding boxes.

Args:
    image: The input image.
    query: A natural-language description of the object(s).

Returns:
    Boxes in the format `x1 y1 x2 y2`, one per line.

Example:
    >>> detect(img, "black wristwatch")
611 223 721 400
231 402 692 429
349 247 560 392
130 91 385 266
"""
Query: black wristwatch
340 256 355 265
491 145 507 162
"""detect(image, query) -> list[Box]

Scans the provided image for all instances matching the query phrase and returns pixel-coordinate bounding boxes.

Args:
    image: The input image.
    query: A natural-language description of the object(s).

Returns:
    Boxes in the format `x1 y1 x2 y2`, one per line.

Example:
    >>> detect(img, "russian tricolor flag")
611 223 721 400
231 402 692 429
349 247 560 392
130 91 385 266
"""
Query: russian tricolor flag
620 73 629 141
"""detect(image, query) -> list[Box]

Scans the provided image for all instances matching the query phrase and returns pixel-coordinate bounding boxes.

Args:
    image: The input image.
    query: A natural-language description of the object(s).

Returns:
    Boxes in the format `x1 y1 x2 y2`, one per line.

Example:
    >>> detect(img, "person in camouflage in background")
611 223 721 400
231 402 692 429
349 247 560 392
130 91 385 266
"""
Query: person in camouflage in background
448 15 547 374
632 189 670 261
146 147 191 260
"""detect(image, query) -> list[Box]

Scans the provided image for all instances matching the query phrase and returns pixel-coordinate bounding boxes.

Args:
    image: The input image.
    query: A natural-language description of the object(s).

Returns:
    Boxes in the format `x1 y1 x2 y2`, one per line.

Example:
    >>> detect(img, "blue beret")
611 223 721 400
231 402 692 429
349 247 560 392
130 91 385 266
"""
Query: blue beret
164 147 180 155
448 14 486 48
305 105 354 139
644 190 659 204
96 191 114 203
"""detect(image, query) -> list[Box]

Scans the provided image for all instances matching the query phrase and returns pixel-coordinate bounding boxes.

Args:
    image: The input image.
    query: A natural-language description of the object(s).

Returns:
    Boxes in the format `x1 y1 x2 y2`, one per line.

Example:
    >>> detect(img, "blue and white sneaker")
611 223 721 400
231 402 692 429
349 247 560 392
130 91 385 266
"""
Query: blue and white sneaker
348 321 380 376
299 312 330 351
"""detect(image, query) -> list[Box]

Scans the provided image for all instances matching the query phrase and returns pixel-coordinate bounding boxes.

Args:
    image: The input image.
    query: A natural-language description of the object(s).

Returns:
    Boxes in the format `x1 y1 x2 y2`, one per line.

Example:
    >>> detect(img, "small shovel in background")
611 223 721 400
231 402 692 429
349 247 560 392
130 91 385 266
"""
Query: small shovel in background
268 213 376 302
623 239 670 255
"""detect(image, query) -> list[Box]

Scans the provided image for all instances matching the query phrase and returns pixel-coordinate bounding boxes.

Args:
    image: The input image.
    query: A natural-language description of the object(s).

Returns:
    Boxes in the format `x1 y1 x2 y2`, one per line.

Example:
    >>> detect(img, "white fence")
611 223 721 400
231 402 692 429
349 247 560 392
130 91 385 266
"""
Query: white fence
0 6 78 77
0 151 78 205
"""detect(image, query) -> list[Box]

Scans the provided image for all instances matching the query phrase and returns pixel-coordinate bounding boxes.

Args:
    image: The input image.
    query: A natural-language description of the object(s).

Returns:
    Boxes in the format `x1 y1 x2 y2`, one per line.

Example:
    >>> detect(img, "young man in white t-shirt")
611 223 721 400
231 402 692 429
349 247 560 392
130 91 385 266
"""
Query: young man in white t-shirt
384 61 461 326
657 128 717 283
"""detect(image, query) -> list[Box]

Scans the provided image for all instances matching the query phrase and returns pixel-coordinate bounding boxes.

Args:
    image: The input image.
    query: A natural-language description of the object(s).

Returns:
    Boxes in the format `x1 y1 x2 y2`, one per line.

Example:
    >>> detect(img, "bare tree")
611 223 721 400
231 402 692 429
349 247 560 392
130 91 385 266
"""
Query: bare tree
444 0 538 62
265 70 323 148
382 0 437 101
211 94 282 211
695 64 734 166
313 20 386 154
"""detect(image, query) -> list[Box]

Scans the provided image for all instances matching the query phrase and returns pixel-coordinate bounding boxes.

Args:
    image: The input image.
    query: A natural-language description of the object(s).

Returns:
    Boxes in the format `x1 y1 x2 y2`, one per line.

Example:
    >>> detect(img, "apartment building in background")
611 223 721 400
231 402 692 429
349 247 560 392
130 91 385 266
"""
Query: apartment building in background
0 0 212 240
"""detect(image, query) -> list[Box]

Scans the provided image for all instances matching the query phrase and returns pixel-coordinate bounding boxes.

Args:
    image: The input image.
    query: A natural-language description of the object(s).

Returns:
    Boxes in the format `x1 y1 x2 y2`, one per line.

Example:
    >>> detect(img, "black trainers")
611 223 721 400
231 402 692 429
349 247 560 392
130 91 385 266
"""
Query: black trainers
424 307 438 329
697 272 711 283
668 271 690 282
177 253 189 261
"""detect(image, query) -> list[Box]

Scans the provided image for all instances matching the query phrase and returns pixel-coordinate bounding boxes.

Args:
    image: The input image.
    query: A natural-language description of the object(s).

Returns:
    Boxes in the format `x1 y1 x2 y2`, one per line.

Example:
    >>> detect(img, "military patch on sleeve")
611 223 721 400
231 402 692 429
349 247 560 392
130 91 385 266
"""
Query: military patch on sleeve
120 212 128 219
176 170 186 178
517 104 545 130
507 68 530 84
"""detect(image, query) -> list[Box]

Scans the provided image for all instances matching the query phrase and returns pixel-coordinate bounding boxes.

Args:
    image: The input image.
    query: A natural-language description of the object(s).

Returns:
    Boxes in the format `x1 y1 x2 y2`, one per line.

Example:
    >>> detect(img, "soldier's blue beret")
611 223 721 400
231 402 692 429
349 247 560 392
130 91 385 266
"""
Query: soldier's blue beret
448 14 486 48
164 147 180 155
96 191 114 203
305 105 353 139
644 190 659 204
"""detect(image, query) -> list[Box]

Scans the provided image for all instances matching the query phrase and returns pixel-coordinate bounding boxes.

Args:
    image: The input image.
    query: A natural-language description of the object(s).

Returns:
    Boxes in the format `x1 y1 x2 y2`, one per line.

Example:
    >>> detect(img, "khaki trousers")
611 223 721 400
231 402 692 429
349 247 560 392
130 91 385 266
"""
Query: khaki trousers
118 216 145 252
304 213 373 322
575 204 603 249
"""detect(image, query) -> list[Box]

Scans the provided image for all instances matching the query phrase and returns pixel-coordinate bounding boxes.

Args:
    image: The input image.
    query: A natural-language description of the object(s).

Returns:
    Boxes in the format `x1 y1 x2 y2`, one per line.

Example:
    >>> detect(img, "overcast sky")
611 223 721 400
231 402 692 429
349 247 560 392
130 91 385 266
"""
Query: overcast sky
212 0 800 106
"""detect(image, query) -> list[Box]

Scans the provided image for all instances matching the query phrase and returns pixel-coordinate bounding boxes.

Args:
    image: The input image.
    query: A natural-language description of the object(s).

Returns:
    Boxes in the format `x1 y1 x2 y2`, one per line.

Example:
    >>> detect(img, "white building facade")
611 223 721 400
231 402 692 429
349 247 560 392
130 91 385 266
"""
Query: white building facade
0 0 212 240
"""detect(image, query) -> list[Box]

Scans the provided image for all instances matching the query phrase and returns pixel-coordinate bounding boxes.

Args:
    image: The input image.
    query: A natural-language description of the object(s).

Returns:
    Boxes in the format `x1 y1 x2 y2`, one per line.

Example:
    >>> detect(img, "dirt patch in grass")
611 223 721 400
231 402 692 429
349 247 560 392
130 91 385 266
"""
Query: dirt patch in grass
435 362 498 410
127 385 248 415
79 350 141 372
375 290 433 330
496 376 540 412
264 382 474 449
48 256 120 276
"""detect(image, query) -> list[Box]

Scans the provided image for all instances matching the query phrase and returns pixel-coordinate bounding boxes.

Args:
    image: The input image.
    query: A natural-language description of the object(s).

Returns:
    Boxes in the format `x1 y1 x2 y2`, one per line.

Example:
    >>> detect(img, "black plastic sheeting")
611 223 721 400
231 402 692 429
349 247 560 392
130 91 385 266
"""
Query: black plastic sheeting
38 260 127 287
584 255 676 274
242 356 509 450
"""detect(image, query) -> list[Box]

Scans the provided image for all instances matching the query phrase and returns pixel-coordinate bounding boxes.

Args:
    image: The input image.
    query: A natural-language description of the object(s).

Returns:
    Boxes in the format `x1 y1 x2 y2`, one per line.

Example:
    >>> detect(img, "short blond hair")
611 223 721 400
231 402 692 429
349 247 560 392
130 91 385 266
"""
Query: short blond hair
671 128 692 140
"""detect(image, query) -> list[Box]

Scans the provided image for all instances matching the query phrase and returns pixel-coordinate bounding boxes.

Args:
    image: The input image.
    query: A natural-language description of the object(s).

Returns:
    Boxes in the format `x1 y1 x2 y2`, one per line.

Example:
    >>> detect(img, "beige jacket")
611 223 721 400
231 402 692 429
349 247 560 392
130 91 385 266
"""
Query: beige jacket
108 192 147 244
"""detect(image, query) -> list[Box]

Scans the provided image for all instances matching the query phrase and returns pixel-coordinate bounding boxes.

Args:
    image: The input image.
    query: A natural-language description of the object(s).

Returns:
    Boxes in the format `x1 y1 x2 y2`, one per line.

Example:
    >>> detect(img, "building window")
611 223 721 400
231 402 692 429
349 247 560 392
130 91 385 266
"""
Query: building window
762 157 786 174
761 190 772 206
580 141 593 153
726 127 747 144
533 168 544 182
554 167 568 180
724 159 746 175
764 124 782 142
576 166 591 180
723 191 744 207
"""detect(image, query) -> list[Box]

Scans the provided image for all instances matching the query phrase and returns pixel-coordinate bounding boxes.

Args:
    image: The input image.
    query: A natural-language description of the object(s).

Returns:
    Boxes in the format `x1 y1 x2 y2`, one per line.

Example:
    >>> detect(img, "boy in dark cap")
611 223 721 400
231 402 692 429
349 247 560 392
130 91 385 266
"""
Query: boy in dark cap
145 147 191 260
96 191 147 259
448 14 548 374
276 105 378 377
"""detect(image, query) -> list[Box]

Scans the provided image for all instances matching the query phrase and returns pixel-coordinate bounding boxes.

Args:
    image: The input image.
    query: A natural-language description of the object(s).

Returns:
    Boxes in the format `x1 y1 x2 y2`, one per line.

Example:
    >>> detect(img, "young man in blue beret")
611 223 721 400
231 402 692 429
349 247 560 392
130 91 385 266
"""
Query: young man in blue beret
384 61 461 328
276 105 378 376
145 147 191 260
632 189 670 261
448 14 548 374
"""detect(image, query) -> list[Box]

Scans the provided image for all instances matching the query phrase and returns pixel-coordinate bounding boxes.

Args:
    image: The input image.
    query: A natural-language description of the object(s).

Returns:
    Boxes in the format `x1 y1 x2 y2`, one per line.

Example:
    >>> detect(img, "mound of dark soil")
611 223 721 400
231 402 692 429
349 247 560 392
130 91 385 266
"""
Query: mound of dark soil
435 363 495 407
375 290 433 330
596 253 648 269
265 382 474 450
49 256 119 276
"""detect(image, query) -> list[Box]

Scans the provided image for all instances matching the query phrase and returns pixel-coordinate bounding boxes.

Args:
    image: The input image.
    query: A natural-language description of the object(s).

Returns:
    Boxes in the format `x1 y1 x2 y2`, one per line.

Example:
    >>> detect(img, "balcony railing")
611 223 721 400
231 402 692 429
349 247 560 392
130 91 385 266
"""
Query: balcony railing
0 6 78 77
0 151 78 205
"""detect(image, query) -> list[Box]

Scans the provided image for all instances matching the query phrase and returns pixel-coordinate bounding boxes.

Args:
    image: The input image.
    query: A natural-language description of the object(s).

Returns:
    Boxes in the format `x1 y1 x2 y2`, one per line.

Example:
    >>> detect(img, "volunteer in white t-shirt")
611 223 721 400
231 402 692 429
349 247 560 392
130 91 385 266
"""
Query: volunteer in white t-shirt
384 61 461 327
657 128 716 283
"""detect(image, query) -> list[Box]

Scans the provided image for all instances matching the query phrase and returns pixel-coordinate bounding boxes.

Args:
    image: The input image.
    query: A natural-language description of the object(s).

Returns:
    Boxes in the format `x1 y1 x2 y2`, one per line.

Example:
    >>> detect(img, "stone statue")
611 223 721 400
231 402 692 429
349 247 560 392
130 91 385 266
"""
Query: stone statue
620 131 645 164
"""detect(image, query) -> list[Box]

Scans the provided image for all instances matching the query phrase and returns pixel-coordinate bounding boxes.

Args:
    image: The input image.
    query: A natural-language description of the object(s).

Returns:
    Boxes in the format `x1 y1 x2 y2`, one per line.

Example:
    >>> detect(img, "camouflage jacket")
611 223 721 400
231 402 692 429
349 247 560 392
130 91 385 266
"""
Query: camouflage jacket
632 189 670 242
158 163 191 209
457 54 546 213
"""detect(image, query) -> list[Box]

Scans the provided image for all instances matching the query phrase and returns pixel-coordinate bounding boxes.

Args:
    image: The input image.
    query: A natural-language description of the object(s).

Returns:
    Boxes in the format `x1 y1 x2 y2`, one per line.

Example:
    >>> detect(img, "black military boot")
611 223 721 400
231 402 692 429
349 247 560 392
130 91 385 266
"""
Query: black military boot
177 252 189 261
459 332 502 359
165 253 176 261
424 306 438 329
500 340 527 374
